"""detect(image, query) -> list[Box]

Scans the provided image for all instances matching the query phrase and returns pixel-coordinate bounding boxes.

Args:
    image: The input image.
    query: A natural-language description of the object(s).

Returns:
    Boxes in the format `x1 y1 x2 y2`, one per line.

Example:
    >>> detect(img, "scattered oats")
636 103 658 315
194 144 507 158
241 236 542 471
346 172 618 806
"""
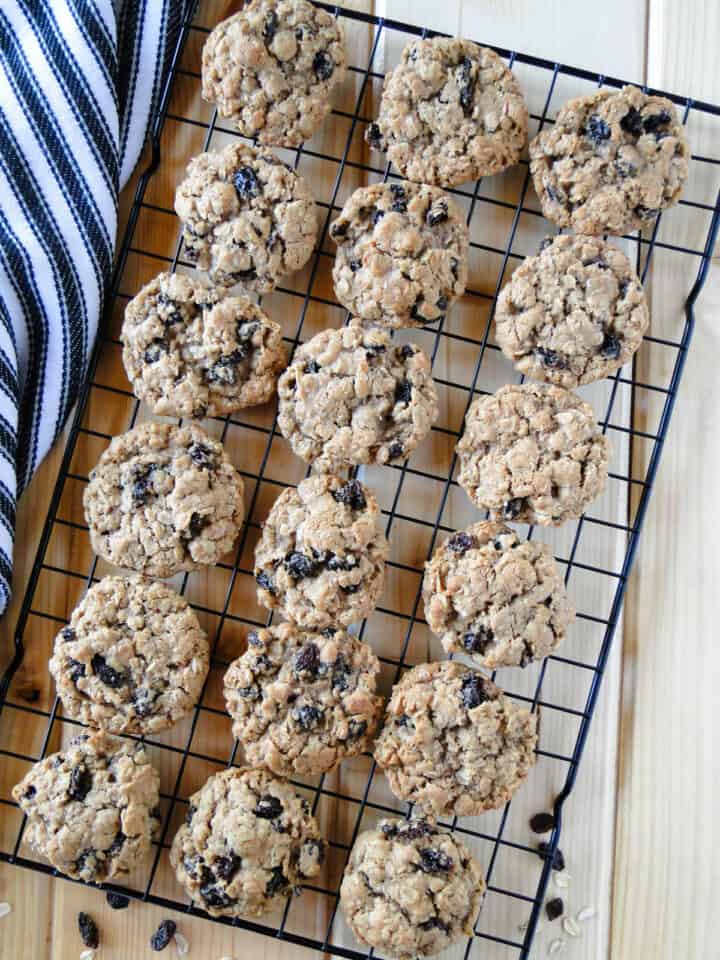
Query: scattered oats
554 871 572 888
80 951 96 960
175 932 190 956
576 906 597 922
548 939 566 956
0 902 11 919
563 917 581 937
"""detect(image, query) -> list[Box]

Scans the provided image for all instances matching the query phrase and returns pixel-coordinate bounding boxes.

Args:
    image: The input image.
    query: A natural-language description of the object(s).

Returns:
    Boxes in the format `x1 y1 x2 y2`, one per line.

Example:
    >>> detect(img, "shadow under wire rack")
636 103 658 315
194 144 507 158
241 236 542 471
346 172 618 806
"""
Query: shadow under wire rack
1 2 719 958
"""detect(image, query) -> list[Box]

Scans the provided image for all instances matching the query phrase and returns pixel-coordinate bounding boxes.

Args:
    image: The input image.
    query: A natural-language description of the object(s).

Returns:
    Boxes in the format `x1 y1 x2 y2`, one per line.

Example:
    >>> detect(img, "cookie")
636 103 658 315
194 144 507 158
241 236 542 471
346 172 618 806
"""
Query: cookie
277 320 439 472
224 622 382 776
254 475 388 628
170 767 324 918
457 383 611 526
340 818 485 960
175 142 317 291
202 0 346 147
530 84 689 235
330 181 468 328
373 661 538 817
84 421 245 578
49 576 210 735
366 37 528 187
495 235 650 387
422 522 574 669
12 731 160 882
121 271 287 418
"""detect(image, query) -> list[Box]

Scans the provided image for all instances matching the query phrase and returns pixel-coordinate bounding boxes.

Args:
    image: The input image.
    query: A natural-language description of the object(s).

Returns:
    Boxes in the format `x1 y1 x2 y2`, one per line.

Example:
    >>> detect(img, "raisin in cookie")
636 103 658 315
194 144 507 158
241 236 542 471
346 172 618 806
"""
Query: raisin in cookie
422 523 574 669
84 422 245 578
277 320 438 471
254 475 388 628
121 271 287 417
495 235 650 387
49 576 209 735
170 767 324 918
175 142 317 290
530 85 689 236
366 37 528 187
330 181 468 328
224 622 382 776
374 661 537 817
457 383 611 526
202 0 346 147
340 819 485 960
12 731 160 882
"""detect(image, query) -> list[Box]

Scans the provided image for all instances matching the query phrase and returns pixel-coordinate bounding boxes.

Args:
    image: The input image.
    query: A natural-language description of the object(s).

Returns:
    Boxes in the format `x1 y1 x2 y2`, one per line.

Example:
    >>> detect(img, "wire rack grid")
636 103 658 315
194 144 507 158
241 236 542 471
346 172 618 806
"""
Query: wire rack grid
1 2 719 958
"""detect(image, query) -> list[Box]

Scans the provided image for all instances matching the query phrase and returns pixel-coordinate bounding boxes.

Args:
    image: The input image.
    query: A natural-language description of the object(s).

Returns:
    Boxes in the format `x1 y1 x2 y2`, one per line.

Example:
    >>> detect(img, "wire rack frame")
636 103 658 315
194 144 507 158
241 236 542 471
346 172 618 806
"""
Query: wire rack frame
1 2 719 958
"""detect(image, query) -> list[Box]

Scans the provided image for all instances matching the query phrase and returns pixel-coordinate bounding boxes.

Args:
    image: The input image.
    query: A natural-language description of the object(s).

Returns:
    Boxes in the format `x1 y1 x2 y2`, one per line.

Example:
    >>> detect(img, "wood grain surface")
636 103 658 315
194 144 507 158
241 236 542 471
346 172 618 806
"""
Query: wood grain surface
0 2 718 958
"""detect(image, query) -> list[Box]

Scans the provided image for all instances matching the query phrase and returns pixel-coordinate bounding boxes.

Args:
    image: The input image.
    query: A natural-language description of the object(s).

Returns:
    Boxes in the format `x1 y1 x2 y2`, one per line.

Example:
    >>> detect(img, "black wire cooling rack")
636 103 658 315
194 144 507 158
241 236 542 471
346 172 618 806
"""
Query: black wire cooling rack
1 2 719 958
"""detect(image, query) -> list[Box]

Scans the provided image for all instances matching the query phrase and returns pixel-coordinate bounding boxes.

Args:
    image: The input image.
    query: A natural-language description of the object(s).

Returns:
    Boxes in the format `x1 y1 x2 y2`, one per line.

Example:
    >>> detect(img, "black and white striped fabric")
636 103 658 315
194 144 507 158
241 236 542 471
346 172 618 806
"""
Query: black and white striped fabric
0 0 186 614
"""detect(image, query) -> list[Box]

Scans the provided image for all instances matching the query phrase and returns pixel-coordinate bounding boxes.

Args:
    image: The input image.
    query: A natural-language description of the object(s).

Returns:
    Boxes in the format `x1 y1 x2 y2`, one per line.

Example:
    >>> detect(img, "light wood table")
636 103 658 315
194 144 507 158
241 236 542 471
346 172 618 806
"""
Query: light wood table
1 2 718 958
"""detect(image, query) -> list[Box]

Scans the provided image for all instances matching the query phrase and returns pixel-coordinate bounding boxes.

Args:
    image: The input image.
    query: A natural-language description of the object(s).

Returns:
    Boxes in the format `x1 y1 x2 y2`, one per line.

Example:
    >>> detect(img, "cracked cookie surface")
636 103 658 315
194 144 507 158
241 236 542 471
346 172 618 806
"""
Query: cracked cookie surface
330 181 468 329
202 0 346 147
530 84 689 235
84 421 245 578
277 320 438 472
254 475 388 628
457 382 611 526
49 576 209 735
495 235 649 387
422 522 574 669
374 661 538 817
170 767 324 918
121 271 287 417
12 731 160 882
340 818 485 960
224 622 382 776
175 142 317 291
367 37 528 187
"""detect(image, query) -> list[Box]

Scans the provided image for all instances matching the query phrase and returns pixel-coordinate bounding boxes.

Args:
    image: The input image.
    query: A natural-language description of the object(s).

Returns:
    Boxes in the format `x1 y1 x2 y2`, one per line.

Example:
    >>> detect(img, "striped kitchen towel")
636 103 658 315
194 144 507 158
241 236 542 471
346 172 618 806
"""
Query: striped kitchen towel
0 0 188 615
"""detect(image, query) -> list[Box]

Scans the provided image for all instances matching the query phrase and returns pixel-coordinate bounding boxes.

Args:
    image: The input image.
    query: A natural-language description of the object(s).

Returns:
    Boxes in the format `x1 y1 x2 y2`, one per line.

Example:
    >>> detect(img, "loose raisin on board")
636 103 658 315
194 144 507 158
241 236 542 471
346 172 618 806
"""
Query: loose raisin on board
150 919 177 951
78 912 99 948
